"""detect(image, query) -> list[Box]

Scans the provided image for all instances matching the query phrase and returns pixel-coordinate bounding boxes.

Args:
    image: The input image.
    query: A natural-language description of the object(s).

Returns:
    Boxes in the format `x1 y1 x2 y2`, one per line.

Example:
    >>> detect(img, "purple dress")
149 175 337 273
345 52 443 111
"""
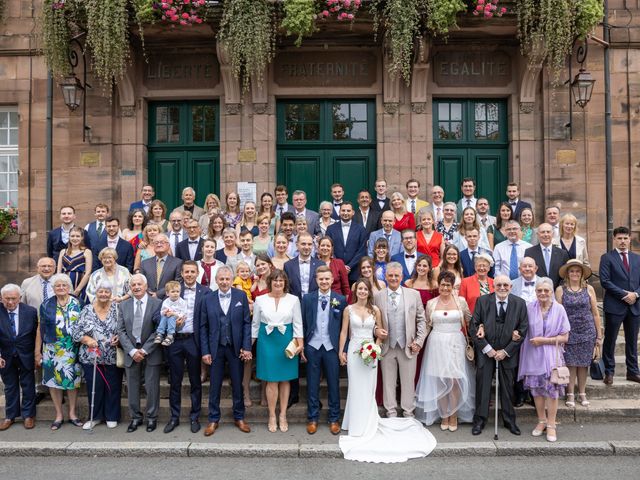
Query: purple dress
562 287 597 367
518 301 571 399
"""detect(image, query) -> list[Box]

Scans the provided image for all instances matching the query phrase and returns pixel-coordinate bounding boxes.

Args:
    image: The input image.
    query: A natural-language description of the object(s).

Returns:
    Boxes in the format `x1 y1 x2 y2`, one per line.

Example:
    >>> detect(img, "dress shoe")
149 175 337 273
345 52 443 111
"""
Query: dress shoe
146 420 157 432
204 422 218 437
190 420 201 433
235 419 251 433
23 417 35 429
306 421 318 434
514 396 525 408
329 422 341 435
127 419 143 433
0 419 14 431
626 373 640 384
163 419 179 434
34 392 46 405
504 422 521 435
106 421 118 429
603 374 614 385
471 422 484 436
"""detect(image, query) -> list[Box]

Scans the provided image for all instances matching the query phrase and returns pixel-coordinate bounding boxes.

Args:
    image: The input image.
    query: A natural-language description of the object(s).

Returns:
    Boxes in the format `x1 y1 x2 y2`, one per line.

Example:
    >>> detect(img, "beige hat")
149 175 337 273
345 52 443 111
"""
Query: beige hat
559 259 592 280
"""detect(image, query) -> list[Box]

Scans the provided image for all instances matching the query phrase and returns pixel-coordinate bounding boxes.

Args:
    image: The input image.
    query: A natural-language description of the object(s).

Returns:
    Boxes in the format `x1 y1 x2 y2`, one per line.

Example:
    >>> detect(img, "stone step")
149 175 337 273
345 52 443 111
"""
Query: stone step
4 396 639 424
614 334 640 356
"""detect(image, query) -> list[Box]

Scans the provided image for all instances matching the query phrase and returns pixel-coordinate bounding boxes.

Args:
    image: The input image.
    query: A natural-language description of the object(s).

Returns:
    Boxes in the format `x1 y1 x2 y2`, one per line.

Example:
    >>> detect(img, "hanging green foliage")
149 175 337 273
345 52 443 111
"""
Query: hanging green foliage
218 0 275 92
282 0 318 47
423 0 467 37
41 0 75 77
575 0 604 39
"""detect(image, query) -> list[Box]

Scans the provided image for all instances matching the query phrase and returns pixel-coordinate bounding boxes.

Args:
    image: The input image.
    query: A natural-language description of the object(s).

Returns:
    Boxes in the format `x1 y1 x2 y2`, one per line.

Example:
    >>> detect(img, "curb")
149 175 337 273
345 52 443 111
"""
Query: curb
0 440 638 458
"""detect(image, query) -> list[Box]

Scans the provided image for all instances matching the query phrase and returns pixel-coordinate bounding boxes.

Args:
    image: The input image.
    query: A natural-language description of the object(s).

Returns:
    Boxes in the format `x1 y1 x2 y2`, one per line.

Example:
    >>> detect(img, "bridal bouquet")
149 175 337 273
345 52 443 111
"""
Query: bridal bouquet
356 340 381 367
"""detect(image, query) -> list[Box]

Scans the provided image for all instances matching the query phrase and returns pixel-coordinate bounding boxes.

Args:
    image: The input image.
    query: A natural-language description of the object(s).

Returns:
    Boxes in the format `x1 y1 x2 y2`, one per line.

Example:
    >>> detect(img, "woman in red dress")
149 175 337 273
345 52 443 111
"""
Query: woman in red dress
416 209 444 268
390 192 416 232
316 236 351 297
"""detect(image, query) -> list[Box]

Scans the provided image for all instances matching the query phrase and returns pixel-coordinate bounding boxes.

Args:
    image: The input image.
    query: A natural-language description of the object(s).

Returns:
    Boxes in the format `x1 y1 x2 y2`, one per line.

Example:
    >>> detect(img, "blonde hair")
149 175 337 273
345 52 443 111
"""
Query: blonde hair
390 191 406 214
559 213 579 236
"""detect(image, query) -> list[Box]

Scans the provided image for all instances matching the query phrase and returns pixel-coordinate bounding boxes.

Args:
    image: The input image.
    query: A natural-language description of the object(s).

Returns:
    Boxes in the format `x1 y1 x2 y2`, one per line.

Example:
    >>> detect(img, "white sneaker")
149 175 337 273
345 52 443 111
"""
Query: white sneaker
82 420 101 430
106 421 118 429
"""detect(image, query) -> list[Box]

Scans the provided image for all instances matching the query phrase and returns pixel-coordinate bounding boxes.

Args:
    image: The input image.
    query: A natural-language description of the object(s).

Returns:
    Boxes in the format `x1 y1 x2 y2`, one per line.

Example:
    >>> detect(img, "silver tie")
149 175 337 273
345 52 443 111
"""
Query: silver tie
132 300 143 343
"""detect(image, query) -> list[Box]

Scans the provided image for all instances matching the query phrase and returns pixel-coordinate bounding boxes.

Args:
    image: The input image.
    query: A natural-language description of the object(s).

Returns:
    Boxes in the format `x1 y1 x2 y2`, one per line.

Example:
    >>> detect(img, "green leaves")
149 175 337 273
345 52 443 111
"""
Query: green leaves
282 0 318 47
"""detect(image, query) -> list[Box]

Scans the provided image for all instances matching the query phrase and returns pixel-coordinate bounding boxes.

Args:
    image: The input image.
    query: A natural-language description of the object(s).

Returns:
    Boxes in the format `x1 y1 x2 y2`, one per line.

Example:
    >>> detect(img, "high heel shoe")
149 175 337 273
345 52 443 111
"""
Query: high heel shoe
278 414 288 433
578 393 590 407
440 418 449 431
546 424 557 442
267 416 277 433
531 420 546 437
448 416 458 432
565 393 575 408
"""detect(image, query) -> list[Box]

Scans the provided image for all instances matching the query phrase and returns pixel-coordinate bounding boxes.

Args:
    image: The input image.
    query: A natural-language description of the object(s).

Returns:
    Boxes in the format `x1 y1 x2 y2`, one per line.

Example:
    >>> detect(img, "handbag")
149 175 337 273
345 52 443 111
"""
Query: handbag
550 337 570 385
284 339 299 359
590 358 605 380
116 347 126 369
451 295 475 362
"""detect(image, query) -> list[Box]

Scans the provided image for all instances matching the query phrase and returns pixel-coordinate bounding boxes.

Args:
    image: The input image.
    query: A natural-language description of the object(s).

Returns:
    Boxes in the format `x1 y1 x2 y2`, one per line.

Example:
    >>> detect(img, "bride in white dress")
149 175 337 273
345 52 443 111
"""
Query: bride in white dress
338 279 437 463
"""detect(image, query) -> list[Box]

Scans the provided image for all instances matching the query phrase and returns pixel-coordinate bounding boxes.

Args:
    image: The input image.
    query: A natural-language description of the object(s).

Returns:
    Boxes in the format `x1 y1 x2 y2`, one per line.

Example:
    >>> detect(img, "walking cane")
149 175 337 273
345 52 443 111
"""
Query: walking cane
494 359 500 441
88 343 99 434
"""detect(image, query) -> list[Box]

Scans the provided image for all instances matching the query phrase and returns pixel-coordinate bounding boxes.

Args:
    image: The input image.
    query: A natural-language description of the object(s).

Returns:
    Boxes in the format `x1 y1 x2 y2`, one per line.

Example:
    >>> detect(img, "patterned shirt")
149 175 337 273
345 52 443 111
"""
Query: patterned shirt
71 303 119 365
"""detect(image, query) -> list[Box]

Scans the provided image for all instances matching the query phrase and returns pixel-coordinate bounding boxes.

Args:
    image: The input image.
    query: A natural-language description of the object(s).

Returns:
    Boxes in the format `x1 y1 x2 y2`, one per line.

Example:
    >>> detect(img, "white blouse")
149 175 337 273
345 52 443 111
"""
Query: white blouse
251 293 303 340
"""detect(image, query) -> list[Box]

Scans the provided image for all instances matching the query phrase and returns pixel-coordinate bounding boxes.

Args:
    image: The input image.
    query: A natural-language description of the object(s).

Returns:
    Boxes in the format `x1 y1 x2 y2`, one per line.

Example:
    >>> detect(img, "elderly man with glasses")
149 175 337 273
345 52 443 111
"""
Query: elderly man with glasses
139 234 183 300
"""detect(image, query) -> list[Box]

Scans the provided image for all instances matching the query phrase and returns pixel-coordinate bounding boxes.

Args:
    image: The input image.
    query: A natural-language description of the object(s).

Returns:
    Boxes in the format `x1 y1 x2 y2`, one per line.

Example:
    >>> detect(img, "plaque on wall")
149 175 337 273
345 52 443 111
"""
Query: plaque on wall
144 54 220 89
274 51 377 88
433 51 512 87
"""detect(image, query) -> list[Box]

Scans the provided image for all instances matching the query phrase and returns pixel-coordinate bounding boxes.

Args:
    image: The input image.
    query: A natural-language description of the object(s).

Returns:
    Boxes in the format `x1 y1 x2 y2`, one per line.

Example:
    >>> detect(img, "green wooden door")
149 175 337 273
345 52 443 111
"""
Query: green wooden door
433 99 508 212
148 102 220 212
276 100 376 209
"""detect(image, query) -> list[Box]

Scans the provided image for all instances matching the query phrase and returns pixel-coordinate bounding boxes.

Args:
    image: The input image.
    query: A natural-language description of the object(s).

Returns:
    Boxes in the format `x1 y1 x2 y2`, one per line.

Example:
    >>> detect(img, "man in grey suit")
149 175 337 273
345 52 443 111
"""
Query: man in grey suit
117 274 162 433
373 262 427 418
290 190 319 236
172 187 205 221
139 233 183 299
368 210 402 257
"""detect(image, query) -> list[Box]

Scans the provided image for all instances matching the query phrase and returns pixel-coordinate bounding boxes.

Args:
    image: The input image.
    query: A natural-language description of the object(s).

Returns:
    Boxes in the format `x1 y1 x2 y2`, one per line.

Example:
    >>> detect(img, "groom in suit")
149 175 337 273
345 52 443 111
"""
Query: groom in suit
301 266 347 435
117 274 163 433
200 265 252 436
600 226 640 385
469 275 528 436
327 202 367 283
284 233 322 298
373 262 427 418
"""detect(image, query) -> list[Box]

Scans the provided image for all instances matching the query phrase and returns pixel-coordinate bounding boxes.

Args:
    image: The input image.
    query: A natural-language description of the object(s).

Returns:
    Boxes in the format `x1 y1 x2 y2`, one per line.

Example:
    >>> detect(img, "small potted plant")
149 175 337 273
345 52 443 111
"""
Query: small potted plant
0 203 18 241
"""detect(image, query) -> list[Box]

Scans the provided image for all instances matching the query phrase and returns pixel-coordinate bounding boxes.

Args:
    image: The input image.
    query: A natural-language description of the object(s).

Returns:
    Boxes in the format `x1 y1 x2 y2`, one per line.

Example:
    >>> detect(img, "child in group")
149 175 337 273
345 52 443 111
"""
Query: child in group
233 261 254 306
154 280 187 347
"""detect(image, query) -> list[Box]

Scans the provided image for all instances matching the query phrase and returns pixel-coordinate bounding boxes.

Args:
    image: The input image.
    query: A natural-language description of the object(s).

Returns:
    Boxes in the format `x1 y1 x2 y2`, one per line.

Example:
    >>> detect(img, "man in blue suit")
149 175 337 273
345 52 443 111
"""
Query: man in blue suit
200 265 252 436
301 266 347 435
163 261 211 434
0 284 38 430
390 229 419 283
600 226 640 385
368 210 402 257
129 184 155 214
326 202 367 283
284 233 322 299
506 182 532 221
84 203 110 250
47 205 91 261
93 217 135 272
460 228 494 278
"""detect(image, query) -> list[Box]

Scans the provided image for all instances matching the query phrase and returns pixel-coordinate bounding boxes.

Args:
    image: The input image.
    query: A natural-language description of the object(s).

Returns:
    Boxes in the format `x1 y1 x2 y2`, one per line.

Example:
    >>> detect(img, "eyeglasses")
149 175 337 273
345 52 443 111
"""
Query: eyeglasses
495 283 510 287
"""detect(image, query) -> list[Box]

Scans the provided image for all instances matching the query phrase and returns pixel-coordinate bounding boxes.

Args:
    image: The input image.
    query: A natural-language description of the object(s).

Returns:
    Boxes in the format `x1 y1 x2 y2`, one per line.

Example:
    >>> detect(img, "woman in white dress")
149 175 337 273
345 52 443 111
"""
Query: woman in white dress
338 278 436 463
415 270 475 431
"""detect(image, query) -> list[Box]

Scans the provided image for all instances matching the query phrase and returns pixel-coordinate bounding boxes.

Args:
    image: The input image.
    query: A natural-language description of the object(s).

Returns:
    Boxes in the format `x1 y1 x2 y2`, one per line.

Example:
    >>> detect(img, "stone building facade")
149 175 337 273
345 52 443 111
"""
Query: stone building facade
0 0 639 282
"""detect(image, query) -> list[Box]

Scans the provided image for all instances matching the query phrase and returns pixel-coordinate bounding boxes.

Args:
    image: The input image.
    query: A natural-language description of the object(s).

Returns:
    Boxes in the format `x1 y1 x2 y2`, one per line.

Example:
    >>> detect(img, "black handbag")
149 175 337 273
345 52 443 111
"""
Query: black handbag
590 358 605 381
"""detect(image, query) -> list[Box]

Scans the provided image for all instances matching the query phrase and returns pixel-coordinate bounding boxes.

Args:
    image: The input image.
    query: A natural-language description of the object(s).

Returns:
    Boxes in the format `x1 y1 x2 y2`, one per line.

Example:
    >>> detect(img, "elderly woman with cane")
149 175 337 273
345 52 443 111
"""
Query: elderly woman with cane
71 281 123 430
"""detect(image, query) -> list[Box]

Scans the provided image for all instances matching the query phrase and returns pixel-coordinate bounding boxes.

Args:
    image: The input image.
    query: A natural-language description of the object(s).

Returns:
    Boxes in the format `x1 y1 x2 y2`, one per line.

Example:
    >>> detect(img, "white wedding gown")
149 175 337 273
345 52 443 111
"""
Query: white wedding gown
339 307 437 463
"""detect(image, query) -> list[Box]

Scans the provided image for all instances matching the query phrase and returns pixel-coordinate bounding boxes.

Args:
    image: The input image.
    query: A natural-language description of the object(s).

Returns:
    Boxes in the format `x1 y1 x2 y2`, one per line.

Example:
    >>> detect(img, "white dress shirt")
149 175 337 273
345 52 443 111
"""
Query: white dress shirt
341 221 351 245
402 249 417 275
181 284 197 333
218 289 232 315
493 239 532 277
298 257 311 295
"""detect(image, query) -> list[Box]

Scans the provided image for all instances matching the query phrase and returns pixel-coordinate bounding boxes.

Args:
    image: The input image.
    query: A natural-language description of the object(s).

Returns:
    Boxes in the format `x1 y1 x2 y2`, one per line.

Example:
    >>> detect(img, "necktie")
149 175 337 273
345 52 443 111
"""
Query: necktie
278 206 284 216
509 243 519 280
498 302 506 323
390 291 398 308
466 199 471 207
524 281 535 287
156 258 165 288
384 233 390 242
320 295 328 311
173 232 180 252
42 280 50 303
622 252 630 272
220 292 231 300
133 300 143 342
543 247 551 275
97 222 103 237
411 200 416 214
437 207 442 221
9 312 16 337
481 217 487 226
470 251 477 261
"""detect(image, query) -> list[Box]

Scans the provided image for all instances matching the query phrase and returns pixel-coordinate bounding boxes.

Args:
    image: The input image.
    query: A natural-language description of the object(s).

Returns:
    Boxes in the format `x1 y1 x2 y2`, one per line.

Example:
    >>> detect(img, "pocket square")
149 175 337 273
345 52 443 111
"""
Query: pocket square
234 301 243 307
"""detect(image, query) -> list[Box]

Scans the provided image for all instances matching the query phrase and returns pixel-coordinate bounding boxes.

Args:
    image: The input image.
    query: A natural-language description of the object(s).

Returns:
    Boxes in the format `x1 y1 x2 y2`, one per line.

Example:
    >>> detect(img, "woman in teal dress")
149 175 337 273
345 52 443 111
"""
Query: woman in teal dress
251 269 303 433
487 202 514 248
39 273 83 430
56 226 92 304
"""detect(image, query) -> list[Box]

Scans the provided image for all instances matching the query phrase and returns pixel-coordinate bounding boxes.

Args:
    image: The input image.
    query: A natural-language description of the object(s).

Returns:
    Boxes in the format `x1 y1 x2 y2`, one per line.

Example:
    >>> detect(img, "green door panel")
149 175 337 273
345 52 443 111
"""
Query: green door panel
434 148 465 204
189 151 219 208
148 151 184 212
470 149 508 211
278 150 323 209
329 149 376 206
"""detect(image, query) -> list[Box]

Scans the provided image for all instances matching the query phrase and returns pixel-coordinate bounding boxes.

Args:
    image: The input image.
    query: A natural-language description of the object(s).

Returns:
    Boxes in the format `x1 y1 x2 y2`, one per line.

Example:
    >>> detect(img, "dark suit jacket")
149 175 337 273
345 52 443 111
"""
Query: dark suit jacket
301 290 347 351
117 295 163 367
370 197 391 213
600 250 640 316
353 208 382 238
284 257 323 299
0 303 38 370
390 251 416 283
200 288 251 359
180 282 210 350
47 226 92 261
524 244 569 289
139 255 183 299
129 200 150 213
470 293 528 369
175 237 204 262
93 237 135 273
511 199 533 221
460 247 495 278
326 221 367 273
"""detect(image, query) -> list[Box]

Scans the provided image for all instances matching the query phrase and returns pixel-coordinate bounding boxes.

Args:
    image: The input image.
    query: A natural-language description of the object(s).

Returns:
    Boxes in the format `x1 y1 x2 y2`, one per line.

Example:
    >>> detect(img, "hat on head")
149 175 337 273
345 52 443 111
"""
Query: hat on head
559 259 592 280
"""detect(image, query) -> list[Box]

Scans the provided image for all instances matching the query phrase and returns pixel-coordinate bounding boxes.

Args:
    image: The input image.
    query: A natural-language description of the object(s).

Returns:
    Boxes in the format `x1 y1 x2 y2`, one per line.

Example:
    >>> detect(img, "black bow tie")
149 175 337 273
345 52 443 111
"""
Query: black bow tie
189 241 199 244
524 281 535 287
334 202 342 206
405 254 415 259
